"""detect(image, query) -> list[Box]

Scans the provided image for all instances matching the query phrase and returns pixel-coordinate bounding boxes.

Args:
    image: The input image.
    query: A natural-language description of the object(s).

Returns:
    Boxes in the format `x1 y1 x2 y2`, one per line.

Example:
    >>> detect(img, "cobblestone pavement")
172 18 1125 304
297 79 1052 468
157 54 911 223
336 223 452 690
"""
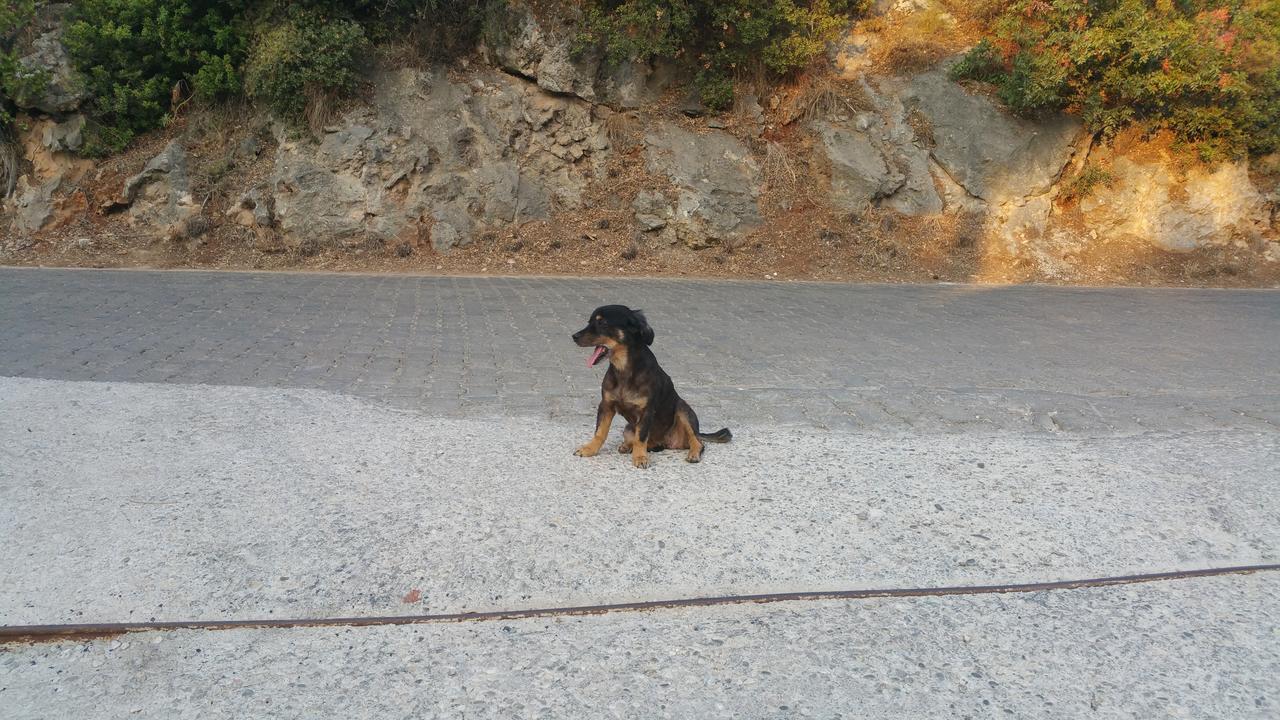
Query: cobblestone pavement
2 267 1278 433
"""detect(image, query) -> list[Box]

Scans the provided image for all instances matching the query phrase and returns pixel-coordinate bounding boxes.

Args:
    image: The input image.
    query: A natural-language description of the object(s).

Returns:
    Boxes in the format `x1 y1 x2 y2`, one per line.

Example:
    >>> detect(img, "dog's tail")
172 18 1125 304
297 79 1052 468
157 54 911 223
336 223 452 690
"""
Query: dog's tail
698 427 732 443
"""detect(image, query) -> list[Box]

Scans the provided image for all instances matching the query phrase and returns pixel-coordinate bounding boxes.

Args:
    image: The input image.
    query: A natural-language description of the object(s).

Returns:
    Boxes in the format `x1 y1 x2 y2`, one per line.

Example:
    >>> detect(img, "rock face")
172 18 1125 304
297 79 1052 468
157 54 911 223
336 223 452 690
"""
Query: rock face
41 114 85 153
2 116 93 239
269 67 609 252
7 176 60 235
632 190 672 231
817 121 901 213
117 142 200 241
10 3 88 113
3 8 1273 280
225 188 275 243
904 70 1080 203
643 124 761 248
813 80 943 217
1081 157 1270 252
485 3 671 108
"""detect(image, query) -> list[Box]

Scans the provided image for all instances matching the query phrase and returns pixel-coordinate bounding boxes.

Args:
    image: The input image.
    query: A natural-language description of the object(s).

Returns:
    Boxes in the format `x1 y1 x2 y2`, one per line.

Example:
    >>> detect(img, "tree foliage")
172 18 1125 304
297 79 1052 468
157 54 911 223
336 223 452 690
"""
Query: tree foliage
1 0 38 127
243 6 367 122
63 0 247 154
952 0 1280 159
579 0 869 110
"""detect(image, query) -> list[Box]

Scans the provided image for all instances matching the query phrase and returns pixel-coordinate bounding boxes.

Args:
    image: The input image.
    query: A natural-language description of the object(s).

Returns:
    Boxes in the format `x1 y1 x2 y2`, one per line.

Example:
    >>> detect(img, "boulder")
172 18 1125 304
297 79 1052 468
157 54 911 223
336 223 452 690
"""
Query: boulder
1080 156 1271 252
6 175 59 235
632 190 673 231
487 4 598 99
41 114 85 153
817 121 902 213
903 70 1080 203
121 142 189 205
644 124 761 248
10 3 88 113
226 188 274 231
119 141 199 240
813 79 942 216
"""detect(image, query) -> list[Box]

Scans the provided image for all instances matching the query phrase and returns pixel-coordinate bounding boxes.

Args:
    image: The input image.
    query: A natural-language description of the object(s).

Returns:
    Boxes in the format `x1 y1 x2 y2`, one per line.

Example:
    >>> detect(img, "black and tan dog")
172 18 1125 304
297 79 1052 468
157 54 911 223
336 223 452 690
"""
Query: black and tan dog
572 305 731 468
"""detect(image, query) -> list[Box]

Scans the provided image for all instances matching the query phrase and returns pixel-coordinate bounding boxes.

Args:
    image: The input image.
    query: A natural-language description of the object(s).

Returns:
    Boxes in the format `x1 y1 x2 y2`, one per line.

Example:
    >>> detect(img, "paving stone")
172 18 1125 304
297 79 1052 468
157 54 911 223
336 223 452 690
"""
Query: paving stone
1 268 1277 435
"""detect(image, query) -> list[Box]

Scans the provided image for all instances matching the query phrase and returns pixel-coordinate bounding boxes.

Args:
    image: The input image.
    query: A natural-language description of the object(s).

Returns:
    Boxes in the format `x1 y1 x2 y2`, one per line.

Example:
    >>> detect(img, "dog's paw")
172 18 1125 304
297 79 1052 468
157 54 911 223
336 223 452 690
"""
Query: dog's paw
685 453 701 463
617 442 631 454
632 454 651 469
574 445 599 458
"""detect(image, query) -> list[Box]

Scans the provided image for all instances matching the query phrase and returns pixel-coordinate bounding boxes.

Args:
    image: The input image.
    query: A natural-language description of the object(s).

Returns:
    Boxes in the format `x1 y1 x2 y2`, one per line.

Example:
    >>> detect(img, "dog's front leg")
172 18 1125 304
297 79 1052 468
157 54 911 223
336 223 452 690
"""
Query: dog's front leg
574 402 615 457
631 406 655 469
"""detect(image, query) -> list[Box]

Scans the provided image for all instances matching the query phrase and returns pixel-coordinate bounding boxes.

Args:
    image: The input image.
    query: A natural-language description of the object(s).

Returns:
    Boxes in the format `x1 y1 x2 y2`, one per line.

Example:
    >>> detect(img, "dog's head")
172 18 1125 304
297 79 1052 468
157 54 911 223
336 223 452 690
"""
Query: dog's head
572 305 654 367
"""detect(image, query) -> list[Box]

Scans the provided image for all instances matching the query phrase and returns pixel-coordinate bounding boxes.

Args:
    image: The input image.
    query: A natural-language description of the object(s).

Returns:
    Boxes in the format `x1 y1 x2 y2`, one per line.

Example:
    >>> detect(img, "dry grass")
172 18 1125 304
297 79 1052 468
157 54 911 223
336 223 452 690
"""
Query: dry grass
938 0 1006 28
905 107 935 148
602 110 641 150
375 36 428 70
881 39 951 74
305 85 340 138
791 73 873 124
732 58 779 103
0 126 17 198
762 140 799 194
869 4 969 75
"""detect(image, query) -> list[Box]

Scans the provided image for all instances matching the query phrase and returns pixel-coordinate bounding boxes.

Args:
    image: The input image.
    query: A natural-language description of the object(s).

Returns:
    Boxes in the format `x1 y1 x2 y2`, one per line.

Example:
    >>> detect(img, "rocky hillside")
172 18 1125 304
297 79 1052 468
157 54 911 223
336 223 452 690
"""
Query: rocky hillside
3 1 1279 285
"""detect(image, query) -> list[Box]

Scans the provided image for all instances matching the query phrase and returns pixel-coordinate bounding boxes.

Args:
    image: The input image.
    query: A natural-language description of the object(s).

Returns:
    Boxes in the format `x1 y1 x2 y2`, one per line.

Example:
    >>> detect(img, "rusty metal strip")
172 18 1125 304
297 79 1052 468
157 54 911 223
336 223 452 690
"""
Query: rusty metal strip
3 563 1277 644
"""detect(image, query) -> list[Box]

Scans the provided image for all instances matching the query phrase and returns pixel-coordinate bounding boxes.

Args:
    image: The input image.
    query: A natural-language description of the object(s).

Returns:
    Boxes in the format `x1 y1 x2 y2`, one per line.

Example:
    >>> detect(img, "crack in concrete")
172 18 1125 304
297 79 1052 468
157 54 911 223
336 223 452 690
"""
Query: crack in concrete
4 564 1276 645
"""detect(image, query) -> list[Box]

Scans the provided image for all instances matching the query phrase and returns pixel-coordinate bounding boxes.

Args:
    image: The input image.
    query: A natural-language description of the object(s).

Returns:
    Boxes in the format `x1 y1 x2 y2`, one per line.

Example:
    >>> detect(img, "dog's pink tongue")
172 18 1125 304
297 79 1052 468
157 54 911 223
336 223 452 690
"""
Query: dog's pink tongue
588 346 606 367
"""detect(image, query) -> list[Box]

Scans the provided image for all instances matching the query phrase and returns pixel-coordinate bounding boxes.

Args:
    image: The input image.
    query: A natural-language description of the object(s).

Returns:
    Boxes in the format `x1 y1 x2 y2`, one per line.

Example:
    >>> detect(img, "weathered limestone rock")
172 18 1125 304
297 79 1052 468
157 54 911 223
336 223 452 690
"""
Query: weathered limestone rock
903 70 1080 203
7 175 59 234
485 3 670 109
632 190 673 231
3 115 94 239
643 124 761 248
1081 156 1270 252
10 3 88 113
119 141 200 241
268 67 610 252
817 121 902 213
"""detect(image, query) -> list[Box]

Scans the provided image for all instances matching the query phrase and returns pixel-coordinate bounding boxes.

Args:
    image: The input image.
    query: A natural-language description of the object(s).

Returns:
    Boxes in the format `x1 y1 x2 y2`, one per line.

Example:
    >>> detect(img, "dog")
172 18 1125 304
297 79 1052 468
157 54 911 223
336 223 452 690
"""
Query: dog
572 305 731 468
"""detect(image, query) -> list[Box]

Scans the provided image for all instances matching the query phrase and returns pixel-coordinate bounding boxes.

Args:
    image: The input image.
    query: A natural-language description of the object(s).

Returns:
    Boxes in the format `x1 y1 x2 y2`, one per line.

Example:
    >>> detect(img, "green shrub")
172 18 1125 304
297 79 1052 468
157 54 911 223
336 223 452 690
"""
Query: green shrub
951 0 1280 159
696 70 735 111
63 0 247 155
579 0 869 109
1061 164 1116 201
258 0 492 50
0 0 37 127
243 7 368 123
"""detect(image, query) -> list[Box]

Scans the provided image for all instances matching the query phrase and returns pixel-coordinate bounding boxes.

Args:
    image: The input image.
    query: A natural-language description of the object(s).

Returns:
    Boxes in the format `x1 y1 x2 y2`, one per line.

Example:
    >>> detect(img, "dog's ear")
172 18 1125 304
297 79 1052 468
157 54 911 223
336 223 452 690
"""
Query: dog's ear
631 309 654 346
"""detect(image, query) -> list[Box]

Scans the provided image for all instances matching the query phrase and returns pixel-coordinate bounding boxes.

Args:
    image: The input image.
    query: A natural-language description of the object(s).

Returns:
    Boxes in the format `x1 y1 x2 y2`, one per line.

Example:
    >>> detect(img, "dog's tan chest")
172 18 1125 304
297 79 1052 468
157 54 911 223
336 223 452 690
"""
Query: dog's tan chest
605 386 648 424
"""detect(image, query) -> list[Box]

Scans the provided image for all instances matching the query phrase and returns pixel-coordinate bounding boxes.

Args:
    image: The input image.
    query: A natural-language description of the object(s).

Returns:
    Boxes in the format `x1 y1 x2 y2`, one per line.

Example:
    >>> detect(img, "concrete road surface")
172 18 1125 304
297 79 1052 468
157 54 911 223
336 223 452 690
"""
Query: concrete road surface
1 268 1278 718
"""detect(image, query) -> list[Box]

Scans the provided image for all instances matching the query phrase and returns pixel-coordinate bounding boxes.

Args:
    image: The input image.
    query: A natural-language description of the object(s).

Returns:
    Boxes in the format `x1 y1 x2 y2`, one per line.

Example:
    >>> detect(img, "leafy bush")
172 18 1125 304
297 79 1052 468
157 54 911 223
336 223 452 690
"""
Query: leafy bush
1061 164 1116 202
0 0 37 128
261 0 492 51
951 0 1280 159
243 7 368 124
63 0 247 155
579 0 869 110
